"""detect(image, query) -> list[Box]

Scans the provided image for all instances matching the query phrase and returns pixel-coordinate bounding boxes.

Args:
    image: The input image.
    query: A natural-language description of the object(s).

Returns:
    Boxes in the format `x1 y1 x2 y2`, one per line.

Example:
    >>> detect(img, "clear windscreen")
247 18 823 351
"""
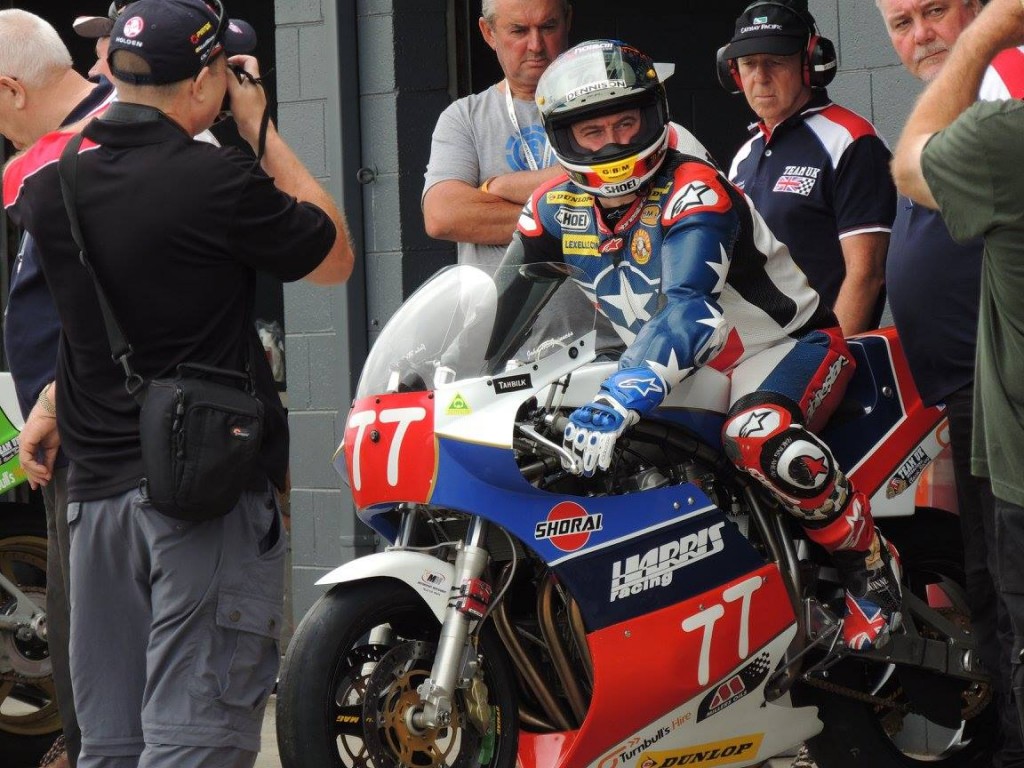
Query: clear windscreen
355 262 596 397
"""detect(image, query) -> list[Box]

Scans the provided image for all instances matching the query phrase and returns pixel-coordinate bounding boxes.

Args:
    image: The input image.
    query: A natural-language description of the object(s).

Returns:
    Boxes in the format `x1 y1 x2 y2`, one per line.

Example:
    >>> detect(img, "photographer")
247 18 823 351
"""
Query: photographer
4 0 353 766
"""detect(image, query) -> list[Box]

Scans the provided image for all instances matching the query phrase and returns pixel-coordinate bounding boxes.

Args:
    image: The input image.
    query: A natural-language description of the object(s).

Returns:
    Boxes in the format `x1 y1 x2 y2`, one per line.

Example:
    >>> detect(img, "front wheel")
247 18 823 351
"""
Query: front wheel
276 577 519 768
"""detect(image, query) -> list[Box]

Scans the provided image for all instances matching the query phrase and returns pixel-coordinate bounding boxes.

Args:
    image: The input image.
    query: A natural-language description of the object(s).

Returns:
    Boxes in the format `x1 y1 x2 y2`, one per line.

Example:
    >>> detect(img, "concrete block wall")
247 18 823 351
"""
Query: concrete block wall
276 0 377 621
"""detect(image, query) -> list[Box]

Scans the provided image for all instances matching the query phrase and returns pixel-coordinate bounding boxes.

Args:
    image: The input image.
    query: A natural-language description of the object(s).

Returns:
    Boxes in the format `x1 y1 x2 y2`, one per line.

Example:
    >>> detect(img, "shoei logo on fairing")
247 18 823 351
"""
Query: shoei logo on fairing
610 521 726 601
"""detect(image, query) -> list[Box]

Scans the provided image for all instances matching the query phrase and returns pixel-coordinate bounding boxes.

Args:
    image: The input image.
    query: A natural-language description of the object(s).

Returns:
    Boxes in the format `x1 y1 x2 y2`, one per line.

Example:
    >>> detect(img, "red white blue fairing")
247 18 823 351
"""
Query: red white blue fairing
310 262 964 768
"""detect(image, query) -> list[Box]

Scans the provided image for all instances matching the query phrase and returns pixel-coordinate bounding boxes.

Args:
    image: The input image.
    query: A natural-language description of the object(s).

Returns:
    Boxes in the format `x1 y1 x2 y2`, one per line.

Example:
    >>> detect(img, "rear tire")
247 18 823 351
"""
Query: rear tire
796 507 996 767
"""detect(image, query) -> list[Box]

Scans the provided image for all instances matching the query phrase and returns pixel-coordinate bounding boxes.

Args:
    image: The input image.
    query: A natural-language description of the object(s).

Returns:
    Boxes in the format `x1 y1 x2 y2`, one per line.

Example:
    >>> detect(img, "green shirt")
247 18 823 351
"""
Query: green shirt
922 99 1024 507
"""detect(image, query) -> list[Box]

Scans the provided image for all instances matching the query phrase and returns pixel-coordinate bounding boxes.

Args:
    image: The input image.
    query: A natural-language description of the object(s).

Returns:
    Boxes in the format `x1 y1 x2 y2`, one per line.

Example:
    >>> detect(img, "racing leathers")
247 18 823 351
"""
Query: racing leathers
510 149 902 649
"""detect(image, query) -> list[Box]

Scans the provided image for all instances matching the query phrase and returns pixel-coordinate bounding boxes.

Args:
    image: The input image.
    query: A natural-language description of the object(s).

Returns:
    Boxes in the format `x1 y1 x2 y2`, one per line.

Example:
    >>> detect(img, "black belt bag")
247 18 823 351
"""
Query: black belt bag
60 132 265 522
140 364 264 520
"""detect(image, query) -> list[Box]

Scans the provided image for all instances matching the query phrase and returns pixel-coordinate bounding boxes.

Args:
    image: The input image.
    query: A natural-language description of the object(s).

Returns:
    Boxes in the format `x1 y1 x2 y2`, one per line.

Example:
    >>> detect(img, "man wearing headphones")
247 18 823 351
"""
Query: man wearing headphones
719 0 896 336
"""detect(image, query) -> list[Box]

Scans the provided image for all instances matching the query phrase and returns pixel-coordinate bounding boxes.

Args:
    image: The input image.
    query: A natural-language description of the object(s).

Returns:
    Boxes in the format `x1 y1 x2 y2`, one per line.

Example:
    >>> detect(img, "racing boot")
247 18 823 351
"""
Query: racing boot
832 532 903 650
803 487 903 650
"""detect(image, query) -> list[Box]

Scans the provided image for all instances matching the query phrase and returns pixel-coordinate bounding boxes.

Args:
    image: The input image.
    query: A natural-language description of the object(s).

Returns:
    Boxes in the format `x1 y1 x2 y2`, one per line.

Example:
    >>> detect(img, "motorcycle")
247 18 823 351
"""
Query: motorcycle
276 262 991 768
0 372 59 767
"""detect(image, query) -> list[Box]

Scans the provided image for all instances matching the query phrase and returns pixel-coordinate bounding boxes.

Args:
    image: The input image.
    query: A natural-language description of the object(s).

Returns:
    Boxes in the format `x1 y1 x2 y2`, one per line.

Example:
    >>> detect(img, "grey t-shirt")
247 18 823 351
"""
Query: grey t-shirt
423 83 551 267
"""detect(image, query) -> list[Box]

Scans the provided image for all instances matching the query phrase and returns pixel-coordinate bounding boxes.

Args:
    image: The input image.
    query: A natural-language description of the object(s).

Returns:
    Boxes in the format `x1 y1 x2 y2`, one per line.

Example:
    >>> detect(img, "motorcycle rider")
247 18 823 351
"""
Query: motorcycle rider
508 39 902 650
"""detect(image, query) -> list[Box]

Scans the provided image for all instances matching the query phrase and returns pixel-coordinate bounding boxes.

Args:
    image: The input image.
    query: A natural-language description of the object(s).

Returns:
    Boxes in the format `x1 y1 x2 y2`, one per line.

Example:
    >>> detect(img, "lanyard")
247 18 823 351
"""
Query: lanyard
504 81 552 171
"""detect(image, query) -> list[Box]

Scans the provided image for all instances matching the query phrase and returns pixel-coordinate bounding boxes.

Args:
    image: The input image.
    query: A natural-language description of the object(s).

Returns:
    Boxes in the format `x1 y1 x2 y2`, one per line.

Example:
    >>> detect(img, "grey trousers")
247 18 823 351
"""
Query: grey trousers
67 483 285 768
43 465 81 767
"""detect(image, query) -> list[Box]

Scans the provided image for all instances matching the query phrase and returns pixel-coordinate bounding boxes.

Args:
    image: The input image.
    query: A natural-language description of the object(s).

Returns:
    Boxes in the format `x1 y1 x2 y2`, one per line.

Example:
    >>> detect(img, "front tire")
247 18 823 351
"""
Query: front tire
276 578 519 768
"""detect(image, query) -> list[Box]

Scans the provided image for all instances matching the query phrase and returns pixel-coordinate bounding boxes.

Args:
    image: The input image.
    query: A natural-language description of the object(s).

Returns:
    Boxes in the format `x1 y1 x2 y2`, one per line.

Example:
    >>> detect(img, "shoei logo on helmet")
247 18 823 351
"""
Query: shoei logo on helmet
603 179 641 195
123 15 144 37
597 159 637 181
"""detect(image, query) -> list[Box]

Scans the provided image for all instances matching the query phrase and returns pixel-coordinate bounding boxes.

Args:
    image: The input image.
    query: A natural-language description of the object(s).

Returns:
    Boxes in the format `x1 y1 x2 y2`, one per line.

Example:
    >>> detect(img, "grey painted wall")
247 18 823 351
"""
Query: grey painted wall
276 0 927 624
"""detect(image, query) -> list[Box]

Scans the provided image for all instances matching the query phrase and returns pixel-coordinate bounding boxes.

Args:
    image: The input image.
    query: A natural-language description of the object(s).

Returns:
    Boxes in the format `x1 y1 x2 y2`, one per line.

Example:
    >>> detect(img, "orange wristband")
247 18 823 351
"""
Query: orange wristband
479 176 496 194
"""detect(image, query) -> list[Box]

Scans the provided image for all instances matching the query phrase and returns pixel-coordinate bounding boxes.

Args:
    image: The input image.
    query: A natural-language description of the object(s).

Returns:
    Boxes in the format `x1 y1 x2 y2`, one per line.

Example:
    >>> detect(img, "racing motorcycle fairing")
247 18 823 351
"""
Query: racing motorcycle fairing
821 330 948 517
314 550 454 623
549 565 815 768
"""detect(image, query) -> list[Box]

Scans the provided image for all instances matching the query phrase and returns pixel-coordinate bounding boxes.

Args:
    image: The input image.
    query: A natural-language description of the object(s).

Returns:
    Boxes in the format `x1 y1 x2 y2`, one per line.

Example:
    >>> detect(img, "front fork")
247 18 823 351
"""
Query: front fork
412 515 491 730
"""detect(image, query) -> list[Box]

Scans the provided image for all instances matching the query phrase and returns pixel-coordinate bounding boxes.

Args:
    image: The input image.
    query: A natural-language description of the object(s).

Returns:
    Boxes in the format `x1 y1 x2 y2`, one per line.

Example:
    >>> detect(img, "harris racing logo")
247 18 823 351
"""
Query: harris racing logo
610 522 726 601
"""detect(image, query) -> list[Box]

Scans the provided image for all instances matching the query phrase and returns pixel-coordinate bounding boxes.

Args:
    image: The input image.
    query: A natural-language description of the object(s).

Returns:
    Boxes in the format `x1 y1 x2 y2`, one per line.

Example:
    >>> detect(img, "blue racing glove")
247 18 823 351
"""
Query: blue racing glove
563 366 667 476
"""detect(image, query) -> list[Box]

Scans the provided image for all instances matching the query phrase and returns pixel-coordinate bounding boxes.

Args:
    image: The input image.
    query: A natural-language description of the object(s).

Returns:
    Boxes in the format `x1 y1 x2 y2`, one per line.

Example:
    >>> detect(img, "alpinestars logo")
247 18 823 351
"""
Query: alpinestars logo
805 356 848 424
610 522 726 601
736 409 779 438
696 652 771 721
667 182 720 219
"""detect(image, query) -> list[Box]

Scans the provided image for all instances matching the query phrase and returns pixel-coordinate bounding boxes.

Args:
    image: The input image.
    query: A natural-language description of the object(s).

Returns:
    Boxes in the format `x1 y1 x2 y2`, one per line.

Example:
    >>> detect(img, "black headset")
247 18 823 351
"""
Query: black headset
715 1 837 95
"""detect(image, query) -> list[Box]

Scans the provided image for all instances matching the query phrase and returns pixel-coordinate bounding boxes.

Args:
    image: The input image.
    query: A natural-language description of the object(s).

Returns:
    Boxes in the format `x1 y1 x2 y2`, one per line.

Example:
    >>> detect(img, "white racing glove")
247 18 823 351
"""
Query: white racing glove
562 366 667 477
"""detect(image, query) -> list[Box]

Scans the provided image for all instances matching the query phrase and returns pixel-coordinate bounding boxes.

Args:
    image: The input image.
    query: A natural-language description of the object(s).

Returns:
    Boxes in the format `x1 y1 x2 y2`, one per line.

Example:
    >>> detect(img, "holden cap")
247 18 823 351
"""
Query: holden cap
721 3 811 61
107 0 257 85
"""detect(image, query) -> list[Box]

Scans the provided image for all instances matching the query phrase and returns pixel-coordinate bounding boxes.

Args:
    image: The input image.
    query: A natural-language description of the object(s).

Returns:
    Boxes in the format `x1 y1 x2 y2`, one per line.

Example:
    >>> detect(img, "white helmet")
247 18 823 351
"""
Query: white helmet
536 40 671 197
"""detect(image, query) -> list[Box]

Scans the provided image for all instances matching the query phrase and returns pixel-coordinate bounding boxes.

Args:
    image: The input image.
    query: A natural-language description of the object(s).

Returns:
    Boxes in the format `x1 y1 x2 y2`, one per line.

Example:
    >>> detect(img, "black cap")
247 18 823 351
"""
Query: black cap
108 0 257 85
722 3 812 61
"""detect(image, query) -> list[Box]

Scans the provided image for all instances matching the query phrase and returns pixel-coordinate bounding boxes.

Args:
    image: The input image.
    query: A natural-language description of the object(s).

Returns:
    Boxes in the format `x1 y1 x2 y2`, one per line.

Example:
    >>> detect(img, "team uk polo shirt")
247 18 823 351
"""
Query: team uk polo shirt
728 92 896 318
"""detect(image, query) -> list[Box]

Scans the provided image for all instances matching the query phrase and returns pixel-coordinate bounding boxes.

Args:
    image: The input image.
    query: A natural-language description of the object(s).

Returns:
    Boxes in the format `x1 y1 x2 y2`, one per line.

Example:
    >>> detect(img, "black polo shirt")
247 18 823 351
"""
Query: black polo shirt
728 92 895 321
3 103 336 501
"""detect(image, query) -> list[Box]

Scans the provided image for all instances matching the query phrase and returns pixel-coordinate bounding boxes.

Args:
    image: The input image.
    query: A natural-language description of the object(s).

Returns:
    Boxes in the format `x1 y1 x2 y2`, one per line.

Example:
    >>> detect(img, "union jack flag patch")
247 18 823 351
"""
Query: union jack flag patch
773 174 816 196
